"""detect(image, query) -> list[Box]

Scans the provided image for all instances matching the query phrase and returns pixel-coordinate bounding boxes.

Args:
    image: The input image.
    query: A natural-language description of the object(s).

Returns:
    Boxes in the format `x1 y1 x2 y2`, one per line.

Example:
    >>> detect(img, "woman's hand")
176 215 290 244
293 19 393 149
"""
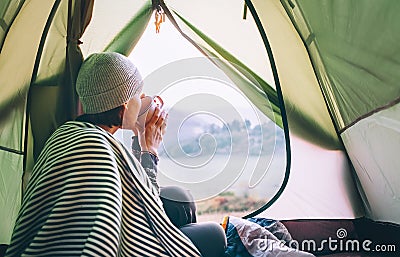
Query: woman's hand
138 107 168 156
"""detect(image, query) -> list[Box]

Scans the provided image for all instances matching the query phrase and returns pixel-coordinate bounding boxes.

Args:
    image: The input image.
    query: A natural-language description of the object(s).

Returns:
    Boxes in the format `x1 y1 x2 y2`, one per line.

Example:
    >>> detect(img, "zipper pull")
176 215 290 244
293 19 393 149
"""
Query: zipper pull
154 5 165 33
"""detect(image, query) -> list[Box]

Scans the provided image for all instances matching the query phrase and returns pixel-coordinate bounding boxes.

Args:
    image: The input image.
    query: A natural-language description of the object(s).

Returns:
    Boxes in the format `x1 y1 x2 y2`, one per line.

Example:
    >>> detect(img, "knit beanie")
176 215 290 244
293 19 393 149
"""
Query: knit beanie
76 52 143 114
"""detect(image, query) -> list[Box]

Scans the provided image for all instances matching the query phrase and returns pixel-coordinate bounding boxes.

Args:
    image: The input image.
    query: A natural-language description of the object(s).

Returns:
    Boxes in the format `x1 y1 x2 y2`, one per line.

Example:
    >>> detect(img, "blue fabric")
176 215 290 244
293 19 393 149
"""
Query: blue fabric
225 221 253 257
224 217 289 257
247 217 277 228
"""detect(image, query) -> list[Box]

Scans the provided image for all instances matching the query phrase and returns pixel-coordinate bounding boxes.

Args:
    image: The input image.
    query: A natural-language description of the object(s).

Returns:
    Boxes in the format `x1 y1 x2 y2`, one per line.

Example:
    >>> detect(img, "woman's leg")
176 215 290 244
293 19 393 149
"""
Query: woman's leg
160 186 227 257
160 185 197 227
179 222 227 257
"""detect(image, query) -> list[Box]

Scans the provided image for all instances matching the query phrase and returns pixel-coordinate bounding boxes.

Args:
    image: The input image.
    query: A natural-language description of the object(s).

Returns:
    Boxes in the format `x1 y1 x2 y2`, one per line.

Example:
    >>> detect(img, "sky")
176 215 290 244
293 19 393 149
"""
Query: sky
128 18 202 76
128 19 273 128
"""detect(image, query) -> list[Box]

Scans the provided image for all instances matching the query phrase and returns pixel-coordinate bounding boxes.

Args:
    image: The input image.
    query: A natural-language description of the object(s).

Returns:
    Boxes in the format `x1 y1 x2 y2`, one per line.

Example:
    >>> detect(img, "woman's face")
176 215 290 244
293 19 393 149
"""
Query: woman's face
121 94 142 130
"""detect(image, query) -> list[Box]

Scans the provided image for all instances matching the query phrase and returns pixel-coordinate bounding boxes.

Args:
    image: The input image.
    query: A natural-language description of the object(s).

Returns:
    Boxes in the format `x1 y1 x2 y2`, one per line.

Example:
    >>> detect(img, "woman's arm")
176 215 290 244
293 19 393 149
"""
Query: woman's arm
132 135 159 190
132 106 167 191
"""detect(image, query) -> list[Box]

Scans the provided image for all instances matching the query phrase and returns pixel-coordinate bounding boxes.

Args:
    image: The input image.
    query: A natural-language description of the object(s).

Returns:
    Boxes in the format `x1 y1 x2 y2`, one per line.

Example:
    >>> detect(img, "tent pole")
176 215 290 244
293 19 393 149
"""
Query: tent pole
22 0 62 196
243 0 292 218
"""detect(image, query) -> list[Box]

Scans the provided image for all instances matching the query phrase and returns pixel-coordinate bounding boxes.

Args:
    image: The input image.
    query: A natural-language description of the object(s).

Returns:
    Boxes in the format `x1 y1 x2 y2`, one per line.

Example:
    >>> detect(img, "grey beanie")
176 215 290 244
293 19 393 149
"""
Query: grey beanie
76 52 143 114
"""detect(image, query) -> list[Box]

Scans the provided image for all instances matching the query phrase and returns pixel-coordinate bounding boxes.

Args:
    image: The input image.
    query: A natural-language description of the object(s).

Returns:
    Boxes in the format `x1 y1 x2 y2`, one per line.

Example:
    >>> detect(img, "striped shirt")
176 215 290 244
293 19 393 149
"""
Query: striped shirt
5 121 201 257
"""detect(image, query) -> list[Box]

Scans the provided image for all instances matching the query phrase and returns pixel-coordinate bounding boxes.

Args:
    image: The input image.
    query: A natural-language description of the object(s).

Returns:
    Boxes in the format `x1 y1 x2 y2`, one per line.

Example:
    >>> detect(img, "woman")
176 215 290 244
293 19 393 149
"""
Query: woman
132 96 227 257
5 52 225 257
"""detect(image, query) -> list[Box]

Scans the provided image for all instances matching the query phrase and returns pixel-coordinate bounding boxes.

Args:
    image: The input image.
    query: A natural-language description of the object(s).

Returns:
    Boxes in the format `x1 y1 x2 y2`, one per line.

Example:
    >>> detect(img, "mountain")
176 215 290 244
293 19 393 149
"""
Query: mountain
160 118 284 157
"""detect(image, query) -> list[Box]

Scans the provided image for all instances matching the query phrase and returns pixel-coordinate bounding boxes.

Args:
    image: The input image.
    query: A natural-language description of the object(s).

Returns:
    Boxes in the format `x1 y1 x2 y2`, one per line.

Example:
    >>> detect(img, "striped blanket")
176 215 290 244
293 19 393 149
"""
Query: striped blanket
5 121 200 257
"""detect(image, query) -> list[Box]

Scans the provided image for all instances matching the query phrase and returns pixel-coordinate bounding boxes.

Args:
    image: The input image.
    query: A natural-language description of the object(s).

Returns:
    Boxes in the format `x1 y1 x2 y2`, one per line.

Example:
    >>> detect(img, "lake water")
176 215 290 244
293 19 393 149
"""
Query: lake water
157 154 287 222
158 154 287 201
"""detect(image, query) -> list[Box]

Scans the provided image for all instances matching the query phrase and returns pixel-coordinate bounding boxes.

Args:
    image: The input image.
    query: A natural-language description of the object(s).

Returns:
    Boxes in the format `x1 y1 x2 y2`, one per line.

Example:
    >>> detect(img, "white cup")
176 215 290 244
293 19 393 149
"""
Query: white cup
136 95 164 131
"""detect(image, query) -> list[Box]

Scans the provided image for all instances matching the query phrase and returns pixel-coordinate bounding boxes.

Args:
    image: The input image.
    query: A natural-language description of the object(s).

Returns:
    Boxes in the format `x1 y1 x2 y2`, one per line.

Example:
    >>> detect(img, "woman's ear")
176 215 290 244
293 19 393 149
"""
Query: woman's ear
118 104 127 126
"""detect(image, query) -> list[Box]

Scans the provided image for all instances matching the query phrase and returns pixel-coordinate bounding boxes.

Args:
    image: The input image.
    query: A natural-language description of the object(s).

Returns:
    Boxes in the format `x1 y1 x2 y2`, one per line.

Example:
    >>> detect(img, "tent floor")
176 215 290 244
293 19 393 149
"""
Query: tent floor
282 218 399 256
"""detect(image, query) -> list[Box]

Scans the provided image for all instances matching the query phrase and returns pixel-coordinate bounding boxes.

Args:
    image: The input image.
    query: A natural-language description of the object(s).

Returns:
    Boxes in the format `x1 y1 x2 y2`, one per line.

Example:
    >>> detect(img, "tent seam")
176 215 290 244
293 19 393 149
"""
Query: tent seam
340 96 400 134
280 0 343 139
0 146 24 155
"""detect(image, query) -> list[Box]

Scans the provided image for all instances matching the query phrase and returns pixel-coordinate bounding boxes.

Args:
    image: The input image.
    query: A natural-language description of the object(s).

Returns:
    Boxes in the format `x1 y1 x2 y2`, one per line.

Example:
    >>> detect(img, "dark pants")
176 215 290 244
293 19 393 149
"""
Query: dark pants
160 186 227 257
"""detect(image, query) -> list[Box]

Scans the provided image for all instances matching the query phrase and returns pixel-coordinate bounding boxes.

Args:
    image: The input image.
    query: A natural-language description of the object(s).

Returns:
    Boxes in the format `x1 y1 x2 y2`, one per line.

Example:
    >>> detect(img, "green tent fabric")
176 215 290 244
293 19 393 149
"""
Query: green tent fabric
1 0 399 246
0 0 58 243
282 0 400 130
278 0 400 223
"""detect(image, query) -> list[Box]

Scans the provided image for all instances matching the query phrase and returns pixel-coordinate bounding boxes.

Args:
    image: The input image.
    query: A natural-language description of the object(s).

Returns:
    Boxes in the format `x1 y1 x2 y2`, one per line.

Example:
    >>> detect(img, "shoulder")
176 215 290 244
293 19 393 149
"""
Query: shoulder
40 121 114 158
54 121 108 142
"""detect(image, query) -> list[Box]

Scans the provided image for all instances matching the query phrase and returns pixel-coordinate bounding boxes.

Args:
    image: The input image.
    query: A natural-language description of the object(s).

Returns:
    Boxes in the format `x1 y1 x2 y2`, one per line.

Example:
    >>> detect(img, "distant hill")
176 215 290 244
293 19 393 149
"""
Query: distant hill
159 118 284 157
